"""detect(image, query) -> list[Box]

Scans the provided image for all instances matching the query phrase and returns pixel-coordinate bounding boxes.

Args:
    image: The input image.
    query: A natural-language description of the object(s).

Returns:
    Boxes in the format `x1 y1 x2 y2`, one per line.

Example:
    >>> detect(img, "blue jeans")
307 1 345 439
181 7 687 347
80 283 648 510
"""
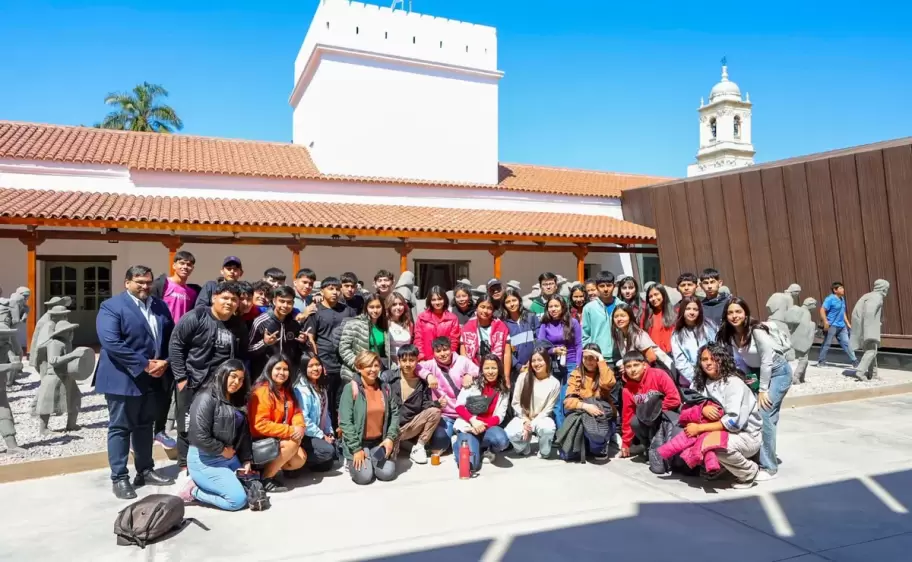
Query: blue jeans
432 417 457 451
818 326 857 364
553 362 576 428
454 426 510 472
760 359 792 474
188 446 247 511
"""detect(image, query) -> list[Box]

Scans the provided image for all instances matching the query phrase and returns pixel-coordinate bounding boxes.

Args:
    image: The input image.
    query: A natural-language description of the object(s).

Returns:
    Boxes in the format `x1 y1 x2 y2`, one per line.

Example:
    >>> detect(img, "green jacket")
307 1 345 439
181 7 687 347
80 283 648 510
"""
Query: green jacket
339 376 400 460
581 297 620 359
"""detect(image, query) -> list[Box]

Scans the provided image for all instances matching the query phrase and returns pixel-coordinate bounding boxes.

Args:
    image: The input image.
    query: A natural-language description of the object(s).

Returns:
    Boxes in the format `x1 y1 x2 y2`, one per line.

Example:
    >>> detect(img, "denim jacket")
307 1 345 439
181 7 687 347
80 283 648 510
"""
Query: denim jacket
293 379 333 439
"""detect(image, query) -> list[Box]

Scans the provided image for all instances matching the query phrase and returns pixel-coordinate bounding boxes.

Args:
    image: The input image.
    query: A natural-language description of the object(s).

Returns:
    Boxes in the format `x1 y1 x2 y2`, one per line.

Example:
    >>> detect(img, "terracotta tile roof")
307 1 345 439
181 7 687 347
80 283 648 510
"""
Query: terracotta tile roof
0 188 656 242
0 121 671 198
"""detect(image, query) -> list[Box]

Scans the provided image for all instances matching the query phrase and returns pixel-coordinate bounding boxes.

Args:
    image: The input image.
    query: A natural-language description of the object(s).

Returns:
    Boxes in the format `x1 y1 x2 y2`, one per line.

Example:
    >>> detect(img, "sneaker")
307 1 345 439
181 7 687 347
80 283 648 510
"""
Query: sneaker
754 470 779 482
591 449 610 461
517 445 532 457
177 479 197 504
154 431 177 449
263 478 289 493
409 444 429 465
732 479 757 490
815 361 828 368
482 450 496 464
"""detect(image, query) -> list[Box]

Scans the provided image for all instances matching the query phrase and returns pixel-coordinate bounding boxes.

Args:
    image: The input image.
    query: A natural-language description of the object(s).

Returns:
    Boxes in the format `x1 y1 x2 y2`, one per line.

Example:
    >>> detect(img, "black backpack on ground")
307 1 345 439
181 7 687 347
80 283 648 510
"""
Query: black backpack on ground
239 475 271 511
114 494 208 548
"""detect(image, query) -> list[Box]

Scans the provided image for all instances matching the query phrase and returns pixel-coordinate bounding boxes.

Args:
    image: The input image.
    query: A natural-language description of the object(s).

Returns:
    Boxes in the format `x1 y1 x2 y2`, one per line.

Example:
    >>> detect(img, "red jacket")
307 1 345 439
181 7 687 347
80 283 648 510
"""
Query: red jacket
621 367 681 448
414 309 461 360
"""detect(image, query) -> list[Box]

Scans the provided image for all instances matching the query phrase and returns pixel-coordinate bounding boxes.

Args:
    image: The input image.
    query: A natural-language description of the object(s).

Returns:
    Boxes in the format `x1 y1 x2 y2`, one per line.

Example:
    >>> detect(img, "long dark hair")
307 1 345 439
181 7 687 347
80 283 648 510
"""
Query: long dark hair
364 292 389 331
425 285 450 312
451 283 475 312
673 296 708 344
257 353 295 398
213 359 249 408
643 284 675 330
568 284 586 315
693 341 740 392
543 295 573 344
385 291 413 333
504 287 532 324
716 296 768 347
478 353 510 395
611 303 643 355
520 347 552 413
618 276 643 309
580 343 602 377
298 354 326 393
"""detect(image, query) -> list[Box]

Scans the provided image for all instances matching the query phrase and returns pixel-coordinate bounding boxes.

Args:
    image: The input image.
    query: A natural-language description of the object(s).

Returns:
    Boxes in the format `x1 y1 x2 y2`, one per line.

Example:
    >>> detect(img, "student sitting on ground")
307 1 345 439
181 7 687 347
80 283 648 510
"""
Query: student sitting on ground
181 359 252 510
418 336 478 449
688 342 763 489
248 355 307 493
619 351 681 459
672 296 717 387
382 344 445 464
561 344 617 460
453 354 511 473
292 355 337 473
505 348 560 458
339 351 400 485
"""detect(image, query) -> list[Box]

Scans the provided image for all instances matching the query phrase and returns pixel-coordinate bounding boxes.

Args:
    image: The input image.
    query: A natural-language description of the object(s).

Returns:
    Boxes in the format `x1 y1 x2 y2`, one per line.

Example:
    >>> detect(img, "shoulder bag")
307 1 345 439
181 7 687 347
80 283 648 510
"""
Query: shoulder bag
251 399 293 466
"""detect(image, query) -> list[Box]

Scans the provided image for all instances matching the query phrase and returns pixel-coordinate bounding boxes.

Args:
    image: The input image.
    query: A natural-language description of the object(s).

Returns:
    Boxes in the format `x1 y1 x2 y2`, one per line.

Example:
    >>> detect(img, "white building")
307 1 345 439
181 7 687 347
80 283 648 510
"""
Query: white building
687 65 755 177
0 0 666 346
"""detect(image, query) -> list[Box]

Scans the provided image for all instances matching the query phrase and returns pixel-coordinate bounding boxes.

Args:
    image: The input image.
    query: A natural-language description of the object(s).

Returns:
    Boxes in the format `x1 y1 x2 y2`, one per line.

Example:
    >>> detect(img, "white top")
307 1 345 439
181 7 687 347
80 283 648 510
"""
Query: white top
128 292 158 347
510 373 560 423
388 322 412 360
729 328 778 392
452 386 510 433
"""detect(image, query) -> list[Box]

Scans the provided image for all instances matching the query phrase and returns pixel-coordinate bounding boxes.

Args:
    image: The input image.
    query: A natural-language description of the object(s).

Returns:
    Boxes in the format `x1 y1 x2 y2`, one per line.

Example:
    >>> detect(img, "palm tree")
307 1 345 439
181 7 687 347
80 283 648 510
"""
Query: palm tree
96 82 183 133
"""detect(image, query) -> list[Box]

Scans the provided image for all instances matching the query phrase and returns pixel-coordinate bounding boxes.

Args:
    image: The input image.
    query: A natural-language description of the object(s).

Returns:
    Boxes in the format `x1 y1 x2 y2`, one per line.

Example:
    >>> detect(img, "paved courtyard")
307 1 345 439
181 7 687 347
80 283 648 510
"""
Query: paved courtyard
2 394 912 562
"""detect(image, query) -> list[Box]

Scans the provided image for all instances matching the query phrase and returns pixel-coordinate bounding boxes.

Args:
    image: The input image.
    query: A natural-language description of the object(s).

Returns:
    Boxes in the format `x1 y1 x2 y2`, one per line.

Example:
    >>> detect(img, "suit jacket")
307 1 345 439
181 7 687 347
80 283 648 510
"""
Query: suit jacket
95 291 174 396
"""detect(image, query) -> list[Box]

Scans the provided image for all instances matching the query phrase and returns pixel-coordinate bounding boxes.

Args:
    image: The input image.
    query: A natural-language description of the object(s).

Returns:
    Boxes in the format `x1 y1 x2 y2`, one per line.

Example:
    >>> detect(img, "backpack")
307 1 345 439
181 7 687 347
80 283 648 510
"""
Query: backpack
762 321 792 355
239 475 271 511
114 494 208 548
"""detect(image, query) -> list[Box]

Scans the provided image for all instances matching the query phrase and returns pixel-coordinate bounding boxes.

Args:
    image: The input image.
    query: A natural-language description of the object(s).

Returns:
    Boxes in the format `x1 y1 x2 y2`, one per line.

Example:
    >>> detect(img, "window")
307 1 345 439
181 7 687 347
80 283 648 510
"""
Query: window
710 117 717 139
733 115 741 138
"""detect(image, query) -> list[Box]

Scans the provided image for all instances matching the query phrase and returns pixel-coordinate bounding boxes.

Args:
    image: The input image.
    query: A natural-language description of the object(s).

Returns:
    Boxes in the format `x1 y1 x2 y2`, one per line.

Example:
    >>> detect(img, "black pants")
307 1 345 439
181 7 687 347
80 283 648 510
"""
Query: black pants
302 436 336 471
327 369 342 430
175 383 199 468
106 392 156 481
153 374 173 435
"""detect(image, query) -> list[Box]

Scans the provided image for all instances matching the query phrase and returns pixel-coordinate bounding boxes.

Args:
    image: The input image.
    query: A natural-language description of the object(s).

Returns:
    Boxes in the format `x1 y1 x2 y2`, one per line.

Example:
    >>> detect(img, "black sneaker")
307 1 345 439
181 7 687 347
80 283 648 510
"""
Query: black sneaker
263 478 289 493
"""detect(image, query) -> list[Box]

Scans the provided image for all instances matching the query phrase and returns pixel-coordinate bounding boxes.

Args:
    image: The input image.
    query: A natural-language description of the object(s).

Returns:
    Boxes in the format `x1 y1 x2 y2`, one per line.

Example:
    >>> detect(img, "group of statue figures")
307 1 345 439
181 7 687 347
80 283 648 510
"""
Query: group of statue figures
767 280 890 384
0 291 95 454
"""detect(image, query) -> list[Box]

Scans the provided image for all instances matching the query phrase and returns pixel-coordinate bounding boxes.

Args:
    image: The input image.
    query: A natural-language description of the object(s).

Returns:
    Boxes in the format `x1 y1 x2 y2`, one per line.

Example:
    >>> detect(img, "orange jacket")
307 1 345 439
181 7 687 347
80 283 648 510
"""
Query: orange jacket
563 361 617 413
248 383 305 440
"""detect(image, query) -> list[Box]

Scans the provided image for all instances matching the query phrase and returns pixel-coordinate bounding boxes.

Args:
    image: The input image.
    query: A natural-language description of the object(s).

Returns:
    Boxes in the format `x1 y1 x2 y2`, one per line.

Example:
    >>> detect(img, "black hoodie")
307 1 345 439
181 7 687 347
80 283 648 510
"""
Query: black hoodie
381 368 439 427
169 307 249 388
248 310 305 378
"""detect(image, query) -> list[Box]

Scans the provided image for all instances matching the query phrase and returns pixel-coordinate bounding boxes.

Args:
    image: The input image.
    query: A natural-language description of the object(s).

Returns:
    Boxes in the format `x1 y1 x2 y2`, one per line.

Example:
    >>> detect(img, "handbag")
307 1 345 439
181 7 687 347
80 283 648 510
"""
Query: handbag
251 399 292 466
465 394 493 416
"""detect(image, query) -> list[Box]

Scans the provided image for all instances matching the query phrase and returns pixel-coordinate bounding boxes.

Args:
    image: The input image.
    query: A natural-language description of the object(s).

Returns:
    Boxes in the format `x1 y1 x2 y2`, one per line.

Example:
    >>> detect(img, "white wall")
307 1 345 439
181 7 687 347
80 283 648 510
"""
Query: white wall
290 0 502 185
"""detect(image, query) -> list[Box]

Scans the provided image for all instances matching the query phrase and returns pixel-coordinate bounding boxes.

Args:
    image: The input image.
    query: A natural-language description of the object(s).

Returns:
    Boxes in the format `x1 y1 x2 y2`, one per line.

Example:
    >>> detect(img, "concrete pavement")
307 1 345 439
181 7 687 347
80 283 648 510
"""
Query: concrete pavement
2 394 911 561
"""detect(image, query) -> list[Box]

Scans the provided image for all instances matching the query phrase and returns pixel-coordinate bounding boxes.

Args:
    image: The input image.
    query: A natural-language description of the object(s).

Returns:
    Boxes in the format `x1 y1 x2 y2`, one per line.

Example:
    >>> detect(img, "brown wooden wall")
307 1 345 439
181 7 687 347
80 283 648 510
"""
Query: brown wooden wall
621 139 912 348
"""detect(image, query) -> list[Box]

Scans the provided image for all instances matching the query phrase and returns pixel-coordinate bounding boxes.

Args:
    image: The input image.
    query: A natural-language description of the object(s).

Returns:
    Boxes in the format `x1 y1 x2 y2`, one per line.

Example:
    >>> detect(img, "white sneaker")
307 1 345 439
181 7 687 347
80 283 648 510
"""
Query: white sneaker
732 479 757 490
409 444 428 465
754 470 779 482
482 450 496 464
175 468 190 489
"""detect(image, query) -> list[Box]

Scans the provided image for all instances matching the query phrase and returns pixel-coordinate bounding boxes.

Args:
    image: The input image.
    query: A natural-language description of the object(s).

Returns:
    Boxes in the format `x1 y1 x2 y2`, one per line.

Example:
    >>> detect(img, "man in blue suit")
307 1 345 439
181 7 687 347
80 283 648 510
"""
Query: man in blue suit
96 265 176 499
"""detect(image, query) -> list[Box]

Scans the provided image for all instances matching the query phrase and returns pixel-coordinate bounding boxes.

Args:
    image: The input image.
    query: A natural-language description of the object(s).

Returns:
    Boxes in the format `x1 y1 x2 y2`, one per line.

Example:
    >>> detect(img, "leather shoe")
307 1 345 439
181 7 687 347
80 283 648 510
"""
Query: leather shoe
133 469 176 488
113 479 137 500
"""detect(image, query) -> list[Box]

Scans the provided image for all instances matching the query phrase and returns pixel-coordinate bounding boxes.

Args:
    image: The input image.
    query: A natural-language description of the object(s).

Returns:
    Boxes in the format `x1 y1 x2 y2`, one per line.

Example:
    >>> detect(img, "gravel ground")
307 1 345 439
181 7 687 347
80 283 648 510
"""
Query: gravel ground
2 356 911 465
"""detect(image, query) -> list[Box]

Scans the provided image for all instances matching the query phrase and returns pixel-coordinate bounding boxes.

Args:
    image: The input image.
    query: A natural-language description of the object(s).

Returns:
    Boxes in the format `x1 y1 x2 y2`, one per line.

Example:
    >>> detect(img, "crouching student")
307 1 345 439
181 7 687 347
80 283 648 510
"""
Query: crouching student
689 342 763 489
181 360 252 510
620 351 681 458
418 336 478 450
505 348 560 458
248 355 307 493
561 344 617 460
293 356 337 472
340 351 400 485
453 354 511 473
382 344 446 464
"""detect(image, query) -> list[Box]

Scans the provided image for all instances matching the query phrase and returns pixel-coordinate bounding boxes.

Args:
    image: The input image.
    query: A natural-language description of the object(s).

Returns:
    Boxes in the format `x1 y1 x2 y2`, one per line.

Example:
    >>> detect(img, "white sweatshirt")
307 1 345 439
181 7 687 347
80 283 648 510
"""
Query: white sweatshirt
511 373 560 423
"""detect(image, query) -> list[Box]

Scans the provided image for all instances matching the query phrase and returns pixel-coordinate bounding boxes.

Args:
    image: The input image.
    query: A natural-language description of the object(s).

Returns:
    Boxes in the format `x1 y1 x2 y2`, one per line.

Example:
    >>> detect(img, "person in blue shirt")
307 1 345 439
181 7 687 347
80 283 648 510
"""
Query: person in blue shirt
816 281 858 368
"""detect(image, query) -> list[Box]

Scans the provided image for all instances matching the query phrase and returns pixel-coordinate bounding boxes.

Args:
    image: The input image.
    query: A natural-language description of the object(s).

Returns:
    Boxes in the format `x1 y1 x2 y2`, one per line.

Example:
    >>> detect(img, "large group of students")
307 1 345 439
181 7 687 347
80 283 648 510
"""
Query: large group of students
97 251 794 509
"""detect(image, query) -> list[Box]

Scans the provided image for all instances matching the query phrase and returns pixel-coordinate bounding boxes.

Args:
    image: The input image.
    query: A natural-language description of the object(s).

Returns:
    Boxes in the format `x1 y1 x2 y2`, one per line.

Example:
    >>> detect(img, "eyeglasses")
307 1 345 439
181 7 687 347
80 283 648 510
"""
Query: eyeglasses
131 279 153 287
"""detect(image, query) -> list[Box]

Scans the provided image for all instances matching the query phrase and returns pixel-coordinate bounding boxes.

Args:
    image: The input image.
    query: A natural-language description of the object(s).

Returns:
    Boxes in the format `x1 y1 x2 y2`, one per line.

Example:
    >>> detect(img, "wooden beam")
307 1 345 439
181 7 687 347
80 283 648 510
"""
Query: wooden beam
397 243 413 274
162 237 182 276
287 243 305 276
489 245 506 279
19 234 44 349
0 228 658 254
573 245 589 283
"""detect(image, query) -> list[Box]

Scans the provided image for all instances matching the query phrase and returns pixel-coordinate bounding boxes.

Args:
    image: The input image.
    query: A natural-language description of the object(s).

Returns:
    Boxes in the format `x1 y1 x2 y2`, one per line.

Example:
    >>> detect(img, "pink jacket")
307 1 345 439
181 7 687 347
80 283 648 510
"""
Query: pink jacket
414 309 461 361
416 356 479 419
460 318 510 366
657 402 728 472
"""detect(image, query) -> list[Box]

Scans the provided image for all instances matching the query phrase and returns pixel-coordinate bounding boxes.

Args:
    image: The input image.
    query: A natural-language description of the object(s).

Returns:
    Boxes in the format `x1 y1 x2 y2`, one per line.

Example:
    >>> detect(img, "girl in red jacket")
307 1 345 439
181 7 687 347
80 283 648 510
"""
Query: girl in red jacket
620 350 681 458
414 286 461 360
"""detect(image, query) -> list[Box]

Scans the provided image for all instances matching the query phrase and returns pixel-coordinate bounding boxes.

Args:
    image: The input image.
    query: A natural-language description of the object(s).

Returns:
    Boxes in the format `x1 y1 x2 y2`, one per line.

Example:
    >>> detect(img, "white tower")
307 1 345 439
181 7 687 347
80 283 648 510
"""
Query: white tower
290 0 504 185
687 64 755 177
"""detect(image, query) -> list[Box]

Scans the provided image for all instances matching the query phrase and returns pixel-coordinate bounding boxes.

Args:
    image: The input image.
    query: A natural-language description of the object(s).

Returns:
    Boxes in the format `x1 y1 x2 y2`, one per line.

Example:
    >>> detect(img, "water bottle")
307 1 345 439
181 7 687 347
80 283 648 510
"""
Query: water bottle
458 440 472 479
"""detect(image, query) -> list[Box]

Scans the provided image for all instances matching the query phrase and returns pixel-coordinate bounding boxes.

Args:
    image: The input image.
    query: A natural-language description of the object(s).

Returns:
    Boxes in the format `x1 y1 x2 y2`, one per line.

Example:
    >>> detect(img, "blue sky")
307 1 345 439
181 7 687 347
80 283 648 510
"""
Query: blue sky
1 0 910 177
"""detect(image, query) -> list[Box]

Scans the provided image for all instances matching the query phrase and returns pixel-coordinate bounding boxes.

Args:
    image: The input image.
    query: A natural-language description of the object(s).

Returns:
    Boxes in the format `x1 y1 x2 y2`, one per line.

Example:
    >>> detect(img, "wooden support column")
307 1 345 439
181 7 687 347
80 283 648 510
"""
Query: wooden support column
489 244 506 279
397 243 413 274
287 242 305 276
573 245 589 283
19 233 45 350
162 237 182 275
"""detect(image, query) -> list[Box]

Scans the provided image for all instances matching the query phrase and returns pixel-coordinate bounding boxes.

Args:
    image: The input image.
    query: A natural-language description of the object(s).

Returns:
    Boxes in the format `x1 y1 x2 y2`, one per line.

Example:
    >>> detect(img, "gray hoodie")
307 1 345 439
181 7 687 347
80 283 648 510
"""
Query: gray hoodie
704 376 762 435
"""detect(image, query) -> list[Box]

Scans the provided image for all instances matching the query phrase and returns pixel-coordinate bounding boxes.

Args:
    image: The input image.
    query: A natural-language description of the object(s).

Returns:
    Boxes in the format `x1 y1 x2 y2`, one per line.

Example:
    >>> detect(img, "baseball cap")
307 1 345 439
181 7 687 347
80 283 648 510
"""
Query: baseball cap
223 256 243 268
487 278 502 288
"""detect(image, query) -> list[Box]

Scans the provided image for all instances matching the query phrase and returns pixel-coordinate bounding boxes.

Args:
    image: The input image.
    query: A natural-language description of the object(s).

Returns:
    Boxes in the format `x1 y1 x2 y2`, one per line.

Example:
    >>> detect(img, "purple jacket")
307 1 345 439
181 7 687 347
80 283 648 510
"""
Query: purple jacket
416 355 479 419
538 318 583 367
